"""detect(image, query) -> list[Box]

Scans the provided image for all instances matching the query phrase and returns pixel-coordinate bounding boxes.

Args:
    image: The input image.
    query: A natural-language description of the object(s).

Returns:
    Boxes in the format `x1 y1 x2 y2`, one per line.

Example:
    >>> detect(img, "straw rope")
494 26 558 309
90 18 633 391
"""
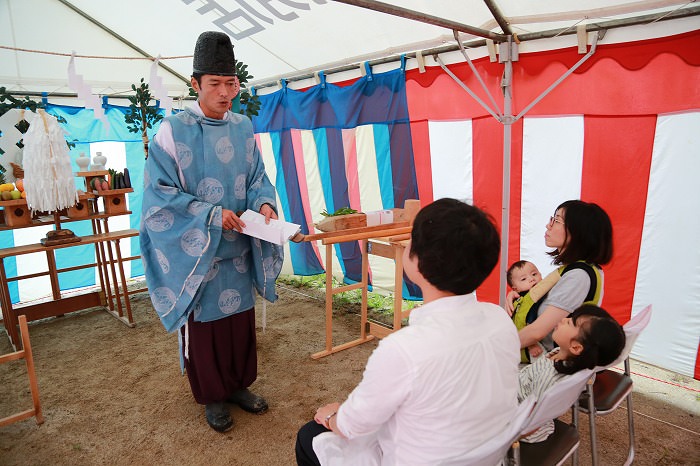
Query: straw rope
0 44 191 60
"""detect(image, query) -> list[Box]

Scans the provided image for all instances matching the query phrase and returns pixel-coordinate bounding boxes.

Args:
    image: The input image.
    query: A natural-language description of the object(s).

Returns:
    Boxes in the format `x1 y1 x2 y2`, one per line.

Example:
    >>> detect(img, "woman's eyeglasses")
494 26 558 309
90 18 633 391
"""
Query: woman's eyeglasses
549 216 565 226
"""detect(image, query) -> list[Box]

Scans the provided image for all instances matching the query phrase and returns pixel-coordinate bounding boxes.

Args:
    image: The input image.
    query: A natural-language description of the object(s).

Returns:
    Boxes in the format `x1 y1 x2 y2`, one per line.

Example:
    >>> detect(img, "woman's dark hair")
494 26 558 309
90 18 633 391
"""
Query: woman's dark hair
409 198 500 295
548 200 613 266
554 304 626 375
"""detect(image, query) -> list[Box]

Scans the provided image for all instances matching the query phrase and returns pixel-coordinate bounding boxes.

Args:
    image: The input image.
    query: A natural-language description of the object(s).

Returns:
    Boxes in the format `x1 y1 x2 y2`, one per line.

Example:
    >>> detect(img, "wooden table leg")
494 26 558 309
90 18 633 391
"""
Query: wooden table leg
103 223 124 318
393 242 404 332
324 243 333 352
0 258 19 349
45 250 62 301
311 241 374 359
19 315 44 425
113 238 134 324
93 219 115 310
360 239 369 339
91 218 109 306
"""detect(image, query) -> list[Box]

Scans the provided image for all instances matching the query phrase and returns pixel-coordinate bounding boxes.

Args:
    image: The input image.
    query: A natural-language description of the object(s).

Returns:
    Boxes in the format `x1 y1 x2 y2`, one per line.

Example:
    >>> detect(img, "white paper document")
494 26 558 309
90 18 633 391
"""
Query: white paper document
239 209 301 245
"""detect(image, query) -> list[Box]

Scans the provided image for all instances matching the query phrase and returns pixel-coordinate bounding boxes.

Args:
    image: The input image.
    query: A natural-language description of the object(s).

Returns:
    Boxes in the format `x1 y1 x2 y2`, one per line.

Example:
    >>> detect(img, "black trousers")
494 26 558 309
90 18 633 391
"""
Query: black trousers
295 420 330 466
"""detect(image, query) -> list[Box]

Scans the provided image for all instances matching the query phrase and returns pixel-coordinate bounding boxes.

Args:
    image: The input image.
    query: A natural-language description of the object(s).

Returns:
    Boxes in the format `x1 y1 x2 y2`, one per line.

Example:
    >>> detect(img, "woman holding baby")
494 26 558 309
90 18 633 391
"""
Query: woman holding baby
509 200 613 354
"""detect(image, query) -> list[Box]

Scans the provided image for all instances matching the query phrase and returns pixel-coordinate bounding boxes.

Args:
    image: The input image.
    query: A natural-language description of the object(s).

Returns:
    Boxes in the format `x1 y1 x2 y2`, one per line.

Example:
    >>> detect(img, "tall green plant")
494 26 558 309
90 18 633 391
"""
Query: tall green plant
124 78 163 159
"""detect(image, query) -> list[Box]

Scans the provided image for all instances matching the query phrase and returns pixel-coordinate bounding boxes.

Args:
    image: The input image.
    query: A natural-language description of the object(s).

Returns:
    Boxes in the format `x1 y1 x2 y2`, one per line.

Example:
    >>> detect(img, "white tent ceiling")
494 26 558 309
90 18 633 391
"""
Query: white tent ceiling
1 0 699 100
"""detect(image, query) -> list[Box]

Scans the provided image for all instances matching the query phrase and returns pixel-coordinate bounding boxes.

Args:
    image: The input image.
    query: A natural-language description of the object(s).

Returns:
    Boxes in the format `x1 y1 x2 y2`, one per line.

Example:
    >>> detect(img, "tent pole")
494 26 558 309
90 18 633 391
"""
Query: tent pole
482 0 513 36
500 37 514 307
435 56 502 121
453 30 503 116
331 0 507 42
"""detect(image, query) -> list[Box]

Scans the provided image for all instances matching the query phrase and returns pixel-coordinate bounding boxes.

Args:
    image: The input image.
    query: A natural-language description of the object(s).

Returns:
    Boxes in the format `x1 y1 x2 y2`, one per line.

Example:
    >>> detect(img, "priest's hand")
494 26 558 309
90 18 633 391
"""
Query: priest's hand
260 203 278 224
222 208 245 232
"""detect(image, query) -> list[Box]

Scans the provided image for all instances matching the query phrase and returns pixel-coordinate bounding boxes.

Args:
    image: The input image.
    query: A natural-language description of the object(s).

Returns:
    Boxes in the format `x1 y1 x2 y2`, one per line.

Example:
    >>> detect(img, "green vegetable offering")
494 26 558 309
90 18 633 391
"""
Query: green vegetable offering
320 207 358 217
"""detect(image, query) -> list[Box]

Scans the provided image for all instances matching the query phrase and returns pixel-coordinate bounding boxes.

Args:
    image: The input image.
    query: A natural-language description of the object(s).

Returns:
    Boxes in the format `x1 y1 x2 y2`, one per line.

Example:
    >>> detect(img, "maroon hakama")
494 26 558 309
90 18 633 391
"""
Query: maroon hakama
180 308 258 404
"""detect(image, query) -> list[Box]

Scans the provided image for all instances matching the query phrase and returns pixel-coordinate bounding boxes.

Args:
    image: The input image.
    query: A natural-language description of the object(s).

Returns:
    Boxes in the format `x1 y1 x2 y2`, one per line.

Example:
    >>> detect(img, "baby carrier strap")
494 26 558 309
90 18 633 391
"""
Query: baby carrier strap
560 261 599 303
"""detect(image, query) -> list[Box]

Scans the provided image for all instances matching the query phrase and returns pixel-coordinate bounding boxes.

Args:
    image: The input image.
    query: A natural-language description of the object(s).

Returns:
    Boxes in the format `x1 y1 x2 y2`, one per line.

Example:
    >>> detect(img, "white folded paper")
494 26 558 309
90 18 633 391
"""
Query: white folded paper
240 210 301 245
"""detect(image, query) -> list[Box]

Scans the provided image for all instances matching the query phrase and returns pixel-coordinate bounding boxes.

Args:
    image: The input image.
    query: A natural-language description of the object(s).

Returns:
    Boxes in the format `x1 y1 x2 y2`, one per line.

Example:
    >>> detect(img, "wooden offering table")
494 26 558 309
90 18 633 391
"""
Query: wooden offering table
302 223 413 359
298 200 420 358
0 228 139 350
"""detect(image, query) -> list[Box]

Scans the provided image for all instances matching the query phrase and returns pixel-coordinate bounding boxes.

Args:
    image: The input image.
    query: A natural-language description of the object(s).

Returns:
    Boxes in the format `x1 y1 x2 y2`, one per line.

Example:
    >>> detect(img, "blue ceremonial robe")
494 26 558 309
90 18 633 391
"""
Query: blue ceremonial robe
140 107 282 333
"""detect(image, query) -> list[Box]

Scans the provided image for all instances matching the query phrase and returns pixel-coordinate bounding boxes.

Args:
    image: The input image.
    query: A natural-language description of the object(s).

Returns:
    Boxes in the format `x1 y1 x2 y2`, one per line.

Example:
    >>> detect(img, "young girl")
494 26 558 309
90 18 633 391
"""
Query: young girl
518 304 626 442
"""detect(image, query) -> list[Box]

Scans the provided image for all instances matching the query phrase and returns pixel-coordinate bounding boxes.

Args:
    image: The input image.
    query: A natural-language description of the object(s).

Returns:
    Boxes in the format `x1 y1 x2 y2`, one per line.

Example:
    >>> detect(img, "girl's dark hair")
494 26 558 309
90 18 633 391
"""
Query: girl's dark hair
554 304 626 375
548 200 613 266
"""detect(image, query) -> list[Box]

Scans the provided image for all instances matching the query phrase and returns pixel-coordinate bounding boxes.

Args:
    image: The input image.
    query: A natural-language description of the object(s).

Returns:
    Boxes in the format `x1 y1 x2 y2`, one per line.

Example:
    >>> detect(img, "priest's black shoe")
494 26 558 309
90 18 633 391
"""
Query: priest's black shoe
205 402 234 432
228 388 268 414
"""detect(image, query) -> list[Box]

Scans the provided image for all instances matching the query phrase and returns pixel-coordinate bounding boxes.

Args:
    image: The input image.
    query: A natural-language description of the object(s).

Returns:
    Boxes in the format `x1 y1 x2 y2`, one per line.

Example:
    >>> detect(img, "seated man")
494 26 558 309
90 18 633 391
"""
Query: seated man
295 198 520 466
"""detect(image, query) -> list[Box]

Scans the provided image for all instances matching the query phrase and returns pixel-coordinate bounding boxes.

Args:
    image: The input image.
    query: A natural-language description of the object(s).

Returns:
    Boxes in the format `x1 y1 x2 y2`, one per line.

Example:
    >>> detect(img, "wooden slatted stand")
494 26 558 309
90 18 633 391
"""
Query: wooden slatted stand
0 229 140 349
0 315 44 427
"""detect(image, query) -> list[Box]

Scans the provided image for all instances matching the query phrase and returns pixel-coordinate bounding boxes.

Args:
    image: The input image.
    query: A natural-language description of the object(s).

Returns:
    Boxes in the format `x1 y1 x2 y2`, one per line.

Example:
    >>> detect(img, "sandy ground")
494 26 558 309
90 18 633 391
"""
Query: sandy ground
1 284 699 465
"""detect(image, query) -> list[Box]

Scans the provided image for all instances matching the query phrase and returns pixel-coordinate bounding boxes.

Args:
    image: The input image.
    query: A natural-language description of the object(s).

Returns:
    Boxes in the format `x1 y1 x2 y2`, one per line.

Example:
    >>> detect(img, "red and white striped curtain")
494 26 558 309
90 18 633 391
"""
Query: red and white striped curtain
406 30 700 379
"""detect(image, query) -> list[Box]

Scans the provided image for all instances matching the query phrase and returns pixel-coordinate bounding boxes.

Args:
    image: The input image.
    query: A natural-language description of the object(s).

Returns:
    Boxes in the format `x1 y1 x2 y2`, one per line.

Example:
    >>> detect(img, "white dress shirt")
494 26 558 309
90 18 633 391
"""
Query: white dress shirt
325 293 520 466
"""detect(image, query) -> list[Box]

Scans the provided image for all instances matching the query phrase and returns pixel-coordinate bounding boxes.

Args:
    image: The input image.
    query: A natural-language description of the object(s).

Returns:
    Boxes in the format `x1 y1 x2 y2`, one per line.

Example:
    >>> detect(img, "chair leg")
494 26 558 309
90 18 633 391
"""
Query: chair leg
511 440 520 466
585 379 599 466
623 360 635 466
572 402 579 466
619 392 634 466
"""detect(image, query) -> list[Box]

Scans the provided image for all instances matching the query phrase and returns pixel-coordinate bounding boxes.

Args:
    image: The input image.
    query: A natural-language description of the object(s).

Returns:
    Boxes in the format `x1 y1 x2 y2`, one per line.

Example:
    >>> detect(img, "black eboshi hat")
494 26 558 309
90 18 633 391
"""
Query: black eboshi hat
192 31 236 76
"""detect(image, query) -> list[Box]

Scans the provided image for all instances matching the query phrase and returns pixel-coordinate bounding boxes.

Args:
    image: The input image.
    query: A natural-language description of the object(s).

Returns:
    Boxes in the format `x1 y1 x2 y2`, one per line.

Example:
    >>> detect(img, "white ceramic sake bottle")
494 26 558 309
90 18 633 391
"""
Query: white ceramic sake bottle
76 152 91 172
90 152 107 171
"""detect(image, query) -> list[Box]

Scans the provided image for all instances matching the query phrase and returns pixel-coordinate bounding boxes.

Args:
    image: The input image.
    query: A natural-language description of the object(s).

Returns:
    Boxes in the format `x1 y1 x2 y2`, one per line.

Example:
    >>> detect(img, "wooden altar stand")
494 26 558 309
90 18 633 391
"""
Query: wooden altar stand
0 229 140 350
302 223 413 359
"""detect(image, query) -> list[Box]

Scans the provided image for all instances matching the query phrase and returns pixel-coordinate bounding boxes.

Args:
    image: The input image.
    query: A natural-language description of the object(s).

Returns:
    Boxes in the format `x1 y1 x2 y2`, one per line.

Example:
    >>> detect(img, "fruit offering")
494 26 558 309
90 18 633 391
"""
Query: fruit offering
0 181 25 201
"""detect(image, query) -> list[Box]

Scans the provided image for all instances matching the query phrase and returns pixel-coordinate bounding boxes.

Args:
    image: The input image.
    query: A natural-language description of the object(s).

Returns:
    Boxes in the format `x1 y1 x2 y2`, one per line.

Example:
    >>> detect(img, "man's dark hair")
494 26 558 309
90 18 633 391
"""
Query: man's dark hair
507 260 530 288
409 198 500 295
549 200 613 266
192 73 204 86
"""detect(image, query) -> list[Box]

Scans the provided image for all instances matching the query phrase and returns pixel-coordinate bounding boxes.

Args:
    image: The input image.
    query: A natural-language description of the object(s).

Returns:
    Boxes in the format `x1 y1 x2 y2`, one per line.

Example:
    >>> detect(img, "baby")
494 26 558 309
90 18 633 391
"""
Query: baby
507 260 542 296
507 260 559 363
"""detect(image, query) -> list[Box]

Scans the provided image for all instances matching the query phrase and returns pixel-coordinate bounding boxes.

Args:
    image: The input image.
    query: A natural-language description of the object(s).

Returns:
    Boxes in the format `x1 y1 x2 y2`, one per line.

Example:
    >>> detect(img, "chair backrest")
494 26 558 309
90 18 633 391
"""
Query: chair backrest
604 304 653 369
454 395 537 466
521 368 595 435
